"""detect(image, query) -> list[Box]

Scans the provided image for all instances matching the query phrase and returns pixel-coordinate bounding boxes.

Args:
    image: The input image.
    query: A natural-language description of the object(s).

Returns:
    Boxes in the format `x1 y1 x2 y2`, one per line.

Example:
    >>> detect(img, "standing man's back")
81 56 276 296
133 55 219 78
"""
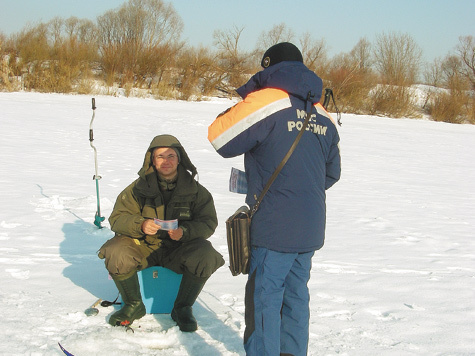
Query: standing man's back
209 42 341 356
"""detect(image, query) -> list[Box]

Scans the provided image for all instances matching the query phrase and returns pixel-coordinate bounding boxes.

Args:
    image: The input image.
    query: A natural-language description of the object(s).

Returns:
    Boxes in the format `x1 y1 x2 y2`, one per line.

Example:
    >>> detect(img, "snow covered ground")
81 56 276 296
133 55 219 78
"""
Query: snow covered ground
0 92 474 356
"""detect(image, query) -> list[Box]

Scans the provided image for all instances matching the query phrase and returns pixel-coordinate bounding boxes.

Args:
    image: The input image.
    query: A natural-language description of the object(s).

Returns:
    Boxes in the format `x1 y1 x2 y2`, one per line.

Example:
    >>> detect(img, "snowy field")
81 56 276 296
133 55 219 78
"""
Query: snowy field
0 92 474 356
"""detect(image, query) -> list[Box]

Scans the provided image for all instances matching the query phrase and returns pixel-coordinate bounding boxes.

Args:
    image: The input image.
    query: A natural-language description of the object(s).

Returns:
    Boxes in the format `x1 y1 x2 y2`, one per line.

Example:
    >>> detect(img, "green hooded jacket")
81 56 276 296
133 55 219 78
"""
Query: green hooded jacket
108 135 218 247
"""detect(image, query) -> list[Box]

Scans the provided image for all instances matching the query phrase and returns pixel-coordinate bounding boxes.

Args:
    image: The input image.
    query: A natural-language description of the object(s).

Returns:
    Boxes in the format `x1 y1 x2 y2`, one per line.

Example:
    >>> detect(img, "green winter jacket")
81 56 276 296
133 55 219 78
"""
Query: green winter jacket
108 135 218 247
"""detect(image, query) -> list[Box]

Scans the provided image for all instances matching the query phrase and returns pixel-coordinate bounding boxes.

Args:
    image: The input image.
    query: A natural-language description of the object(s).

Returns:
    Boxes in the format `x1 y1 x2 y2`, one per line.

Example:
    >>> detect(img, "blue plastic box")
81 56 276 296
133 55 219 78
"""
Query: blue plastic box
135 267 182 314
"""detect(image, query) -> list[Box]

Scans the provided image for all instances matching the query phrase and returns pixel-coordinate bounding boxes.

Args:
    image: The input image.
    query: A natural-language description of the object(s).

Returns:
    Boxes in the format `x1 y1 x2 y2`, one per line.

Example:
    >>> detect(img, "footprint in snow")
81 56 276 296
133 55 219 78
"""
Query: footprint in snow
220 294 237 307
1 221 22 229
404 303 426 311
367 309 401 321
394 235 421 245
6 269 30 280
318 309 354 321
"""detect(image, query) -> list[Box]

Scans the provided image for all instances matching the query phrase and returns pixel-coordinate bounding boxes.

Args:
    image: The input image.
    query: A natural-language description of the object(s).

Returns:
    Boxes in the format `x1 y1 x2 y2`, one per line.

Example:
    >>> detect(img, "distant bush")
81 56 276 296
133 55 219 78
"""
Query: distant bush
0 32 15 91
373 32 422 86
368 85 420 118
25 61 74 93
424 50 474 124
324 39 376 114
429 90 465 124
428 88 474 124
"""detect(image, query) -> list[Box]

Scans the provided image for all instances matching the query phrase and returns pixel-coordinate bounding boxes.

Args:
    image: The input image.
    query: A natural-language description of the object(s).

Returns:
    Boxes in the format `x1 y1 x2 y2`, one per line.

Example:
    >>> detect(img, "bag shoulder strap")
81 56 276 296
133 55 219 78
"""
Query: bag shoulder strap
250 91 315 217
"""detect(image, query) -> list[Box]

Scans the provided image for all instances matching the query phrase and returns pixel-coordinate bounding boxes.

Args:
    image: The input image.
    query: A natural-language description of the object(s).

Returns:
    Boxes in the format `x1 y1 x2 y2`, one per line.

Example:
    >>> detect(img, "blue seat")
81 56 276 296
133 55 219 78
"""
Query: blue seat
136 267 182 314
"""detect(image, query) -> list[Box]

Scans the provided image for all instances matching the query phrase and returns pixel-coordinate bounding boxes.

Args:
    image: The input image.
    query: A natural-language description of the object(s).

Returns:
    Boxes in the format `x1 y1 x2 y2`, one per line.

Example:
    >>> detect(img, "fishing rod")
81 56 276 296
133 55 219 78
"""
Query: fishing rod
89 98 105 228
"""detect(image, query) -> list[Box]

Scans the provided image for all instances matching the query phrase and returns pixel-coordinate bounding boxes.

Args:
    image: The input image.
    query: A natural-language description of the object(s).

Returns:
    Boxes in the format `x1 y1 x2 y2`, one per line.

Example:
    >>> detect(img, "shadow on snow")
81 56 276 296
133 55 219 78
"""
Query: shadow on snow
60 219 244 355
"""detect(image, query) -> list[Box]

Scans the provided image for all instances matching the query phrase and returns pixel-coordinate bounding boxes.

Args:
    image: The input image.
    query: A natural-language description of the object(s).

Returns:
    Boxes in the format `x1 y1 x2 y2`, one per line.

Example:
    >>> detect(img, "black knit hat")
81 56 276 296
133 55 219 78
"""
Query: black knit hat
261 42 303 68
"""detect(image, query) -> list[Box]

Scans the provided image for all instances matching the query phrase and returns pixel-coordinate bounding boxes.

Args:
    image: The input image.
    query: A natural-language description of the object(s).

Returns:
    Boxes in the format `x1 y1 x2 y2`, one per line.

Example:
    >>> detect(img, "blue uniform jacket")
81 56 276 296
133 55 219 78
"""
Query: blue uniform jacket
209 61 341 252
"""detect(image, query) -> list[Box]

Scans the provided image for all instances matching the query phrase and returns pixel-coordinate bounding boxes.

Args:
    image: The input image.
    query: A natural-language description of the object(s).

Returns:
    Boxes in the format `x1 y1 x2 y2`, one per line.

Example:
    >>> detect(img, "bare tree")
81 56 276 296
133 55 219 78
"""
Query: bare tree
326 39 377 115
421 58 443 110
369 33 423 117
424 58 443 87
175 46 219 99
299 32 327 73
49 17 64 46
48 17 98 58
373 32 422 85
456 35 475 90
255 23 295 54
424 52 473 124
213 25 252 92
0 32 14 90
441 55 469 91
14 24 50 65
97 0 183 86
214 26 244 59
429 55 468 123
350 37 372 70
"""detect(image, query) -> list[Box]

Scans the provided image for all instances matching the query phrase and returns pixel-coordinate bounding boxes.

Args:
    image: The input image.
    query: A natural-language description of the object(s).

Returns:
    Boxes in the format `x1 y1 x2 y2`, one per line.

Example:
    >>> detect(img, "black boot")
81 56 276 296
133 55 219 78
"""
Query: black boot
171 271 208 332
109 272 146 327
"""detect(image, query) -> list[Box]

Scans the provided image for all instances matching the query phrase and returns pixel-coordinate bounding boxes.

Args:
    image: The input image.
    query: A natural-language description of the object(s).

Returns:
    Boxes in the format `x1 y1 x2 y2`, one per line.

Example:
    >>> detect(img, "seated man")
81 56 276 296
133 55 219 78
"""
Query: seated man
98 134 224 332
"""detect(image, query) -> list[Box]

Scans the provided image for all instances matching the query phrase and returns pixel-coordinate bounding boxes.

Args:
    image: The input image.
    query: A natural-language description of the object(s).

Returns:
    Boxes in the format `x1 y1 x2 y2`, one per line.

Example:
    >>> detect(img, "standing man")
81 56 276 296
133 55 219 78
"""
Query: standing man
99 134 224 332
208 43 341 355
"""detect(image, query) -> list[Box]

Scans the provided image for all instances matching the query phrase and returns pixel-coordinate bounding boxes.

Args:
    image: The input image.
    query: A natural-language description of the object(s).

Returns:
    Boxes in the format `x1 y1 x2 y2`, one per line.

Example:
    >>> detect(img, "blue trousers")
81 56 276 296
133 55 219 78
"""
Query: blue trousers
244 247 314 356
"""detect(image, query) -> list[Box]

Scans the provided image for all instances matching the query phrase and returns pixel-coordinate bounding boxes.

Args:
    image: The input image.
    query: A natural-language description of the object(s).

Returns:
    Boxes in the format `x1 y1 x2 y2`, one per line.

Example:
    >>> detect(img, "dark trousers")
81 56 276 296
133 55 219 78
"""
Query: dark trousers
99 235 224 279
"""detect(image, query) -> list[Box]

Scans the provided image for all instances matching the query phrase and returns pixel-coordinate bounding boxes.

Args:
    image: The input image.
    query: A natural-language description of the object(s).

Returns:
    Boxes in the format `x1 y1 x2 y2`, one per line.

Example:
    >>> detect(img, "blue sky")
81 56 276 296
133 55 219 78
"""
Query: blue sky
1 0 474 63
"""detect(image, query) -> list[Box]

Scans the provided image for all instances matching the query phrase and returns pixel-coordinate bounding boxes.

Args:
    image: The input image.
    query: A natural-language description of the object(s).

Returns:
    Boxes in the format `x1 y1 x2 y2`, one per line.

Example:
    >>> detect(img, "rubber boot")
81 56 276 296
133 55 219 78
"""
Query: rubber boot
109 272 146 327
171 271 208 332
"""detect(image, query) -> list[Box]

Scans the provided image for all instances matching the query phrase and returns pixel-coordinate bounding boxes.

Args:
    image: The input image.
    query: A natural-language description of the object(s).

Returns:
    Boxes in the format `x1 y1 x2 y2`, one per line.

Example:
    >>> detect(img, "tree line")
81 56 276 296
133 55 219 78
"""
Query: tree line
0 0 474 124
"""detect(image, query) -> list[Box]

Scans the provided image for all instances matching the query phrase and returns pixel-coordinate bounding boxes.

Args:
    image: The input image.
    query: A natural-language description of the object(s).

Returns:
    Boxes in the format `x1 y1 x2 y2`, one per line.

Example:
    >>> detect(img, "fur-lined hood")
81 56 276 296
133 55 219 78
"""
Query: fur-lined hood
134 135 198 198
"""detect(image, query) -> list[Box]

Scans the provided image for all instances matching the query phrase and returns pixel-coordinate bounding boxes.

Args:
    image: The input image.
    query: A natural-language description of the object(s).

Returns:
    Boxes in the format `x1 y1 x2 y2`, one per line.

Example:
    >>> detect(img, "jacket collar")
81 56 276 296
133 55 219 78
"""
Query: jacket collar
134 165 197 198
236 61 323 104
